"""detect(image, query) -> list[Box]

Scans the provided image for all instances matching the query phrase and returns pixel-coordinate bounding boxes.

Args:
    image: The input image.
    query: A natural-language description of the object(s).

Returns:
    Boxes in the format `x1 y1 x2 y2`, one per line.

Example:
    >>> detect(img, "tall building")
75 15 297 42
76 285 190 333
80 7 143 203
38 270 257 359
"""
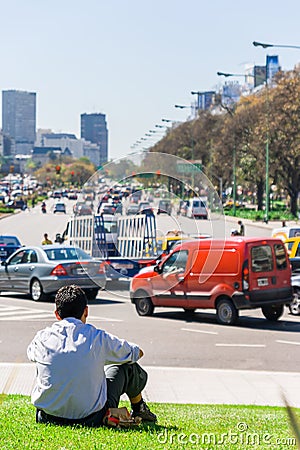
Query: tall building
80 113 108 164
2 90 36 155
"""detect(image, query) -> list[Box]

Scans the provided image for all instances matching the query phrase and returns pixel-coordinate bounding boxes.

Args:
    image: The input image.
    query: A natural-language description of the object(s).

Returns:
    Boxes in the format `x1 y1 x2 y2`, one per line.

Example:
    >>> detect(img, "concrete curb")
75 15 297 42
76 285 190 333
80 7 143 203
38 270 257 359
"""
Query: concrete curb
1 363 300 407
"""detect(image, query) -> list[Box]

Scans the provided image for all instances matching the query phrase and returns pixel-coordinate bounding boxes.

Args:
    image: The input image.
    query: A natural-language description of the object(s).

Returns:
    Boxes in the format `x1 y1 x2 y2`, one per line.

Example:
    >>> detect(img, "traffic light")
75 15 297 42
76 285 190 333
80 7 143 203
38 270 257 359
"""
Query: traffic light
55 165 61 174
9 165 14 173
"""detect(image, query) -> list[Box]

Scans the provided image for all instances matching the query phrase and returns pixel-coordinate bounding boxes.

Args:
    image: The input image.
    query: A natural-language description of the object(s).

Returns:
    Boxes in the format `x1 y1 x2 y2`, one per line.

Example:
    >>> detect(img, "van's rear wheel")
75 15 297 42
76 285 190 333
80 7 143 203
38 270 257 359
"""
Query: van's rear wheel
262 304 284 321
135 296 154 316
216 298 238 325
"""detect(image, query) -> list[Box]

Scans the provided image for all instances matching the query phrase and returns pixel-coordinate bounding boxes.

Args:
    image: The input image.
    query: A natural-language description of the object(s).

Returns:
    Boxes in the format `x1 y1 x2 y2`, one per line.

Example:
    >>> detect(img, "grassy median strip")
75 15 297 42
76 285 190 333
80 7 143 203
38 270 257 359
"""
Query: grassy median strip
0 395 299 449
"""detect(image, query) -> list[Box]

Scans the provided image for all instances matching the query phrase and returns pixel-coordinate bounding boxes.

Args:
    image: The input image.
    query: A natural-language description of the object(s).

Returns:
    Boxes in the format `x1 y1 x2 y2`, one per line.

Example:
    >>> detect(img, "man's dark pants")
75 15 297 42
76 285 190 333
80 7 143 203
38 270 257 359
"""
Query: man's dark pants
36 362 147 427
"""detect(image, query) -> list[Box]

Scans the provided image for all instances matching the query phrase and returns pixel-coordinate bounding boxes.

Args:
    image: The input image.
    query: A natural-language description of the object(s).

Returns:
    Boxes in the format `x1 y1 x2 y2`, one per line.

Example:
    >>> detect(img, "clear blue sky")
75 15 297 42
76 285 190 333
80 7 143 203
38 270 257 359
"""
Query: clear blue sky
1 0 300 160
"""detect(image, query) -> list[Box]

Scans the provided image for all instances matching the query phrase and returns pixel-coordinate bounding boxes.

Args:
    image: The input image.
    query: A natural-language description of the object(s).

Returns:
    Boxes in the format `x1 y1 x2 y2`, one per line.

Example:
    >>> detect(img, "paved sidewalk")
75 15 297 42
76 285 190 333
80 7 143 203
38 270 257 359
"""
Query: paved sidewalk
1 363 299 407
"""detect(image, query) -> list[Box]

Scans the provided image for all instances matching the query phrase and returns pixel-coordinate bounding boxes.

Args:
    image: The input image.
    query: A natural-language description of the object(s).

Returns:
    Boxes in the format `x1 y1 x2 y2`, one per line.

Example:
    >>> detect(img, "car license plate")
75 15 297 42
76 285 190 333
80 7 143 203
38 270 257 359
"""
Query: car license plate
0 250 7 257
258 278 268 287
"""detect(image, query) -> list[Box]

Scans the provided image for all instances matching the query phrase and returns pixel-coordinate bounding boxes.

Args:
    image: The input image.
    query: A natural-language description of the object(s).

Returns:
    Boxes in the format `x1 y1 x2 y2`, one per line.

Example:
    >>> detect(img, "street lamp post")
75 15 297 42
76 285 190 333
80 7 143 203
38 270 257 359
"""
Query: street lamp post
253 41 300 50
252 42 274 223
174 104 190 109
217 71 245 216
174 105 196 189
253 40 300 219
217 71 254 85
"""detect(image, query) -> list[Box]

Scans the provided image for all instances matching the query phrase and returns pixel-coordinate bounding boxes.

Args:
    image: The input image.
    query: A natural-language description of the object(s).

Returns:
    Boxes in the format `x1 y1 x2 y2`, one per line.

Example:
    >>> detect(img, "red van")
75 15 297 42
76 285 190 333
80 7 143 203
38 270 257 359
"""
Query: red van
130 238 292 325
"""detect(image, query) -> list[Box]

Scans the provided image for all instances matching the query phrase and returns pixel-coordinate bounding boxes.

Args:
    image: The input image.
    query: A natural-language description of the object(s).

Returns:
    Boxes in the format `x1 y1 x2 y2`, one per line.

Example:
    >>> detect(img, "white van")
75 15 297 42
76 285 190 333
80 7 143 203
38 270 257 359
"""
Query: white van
186 198 208 219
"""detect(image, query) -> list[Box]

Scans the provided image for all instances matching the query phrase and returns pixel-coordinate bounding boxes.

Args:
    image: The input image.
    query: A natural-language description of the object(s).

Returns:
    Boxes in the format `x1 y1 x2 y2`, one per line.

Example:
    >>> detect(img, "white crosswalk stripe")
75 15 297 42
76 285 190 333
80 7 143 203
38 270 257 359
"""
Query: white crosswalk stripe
0 304 122 322
0 304 53 321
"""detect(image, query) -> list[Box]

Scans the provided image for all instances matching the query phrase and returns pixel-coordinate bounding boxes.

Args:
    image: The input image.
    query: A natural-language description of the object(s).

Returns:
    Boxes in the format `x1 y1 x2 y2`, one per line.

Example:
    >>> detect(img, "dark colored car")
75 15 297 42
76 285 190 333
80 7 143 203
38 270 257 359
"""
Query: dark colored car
126 204 139 215
68 192 78 200
157 200 172 215
73 203 93 215
290 269 300 315
290 257 300 272
138 202 154 216
52 191 62 199
99 203 116 215
53 202 66 214
6 199 27 210
0 245 106 301
0 235 22 261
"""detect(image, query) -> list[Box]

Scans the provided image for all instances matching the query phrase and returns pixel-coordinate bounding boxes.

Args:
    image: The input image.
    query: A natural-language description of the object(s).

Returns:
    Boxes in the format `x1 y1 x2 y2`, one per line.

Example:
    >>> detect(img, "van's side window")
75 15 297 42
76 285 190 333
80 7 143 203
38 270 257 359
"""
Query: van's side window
162 250 188 274
251 245 273 272
274 244 288 270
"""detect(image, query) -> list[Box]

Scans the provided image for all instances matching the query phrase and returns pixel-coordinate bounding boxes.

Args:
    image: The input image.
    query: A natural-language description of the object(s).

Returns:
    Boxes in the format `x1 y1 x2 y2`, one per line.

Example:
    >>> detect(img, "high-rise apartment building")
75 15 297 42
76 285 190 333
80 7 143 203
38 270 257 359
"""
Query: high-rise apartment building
2 90 36 155
80 113 108 164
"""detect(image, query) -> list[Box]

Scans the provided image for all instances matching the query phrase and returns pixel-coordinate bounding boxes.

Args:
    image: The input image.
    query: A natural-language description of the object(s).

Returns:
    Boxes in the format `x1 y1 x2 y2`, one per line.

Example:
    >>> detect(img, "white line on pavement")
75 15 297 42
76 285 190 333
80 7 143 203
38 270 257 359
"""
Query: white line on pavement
88 315 123 322
0 314 54 321
0 309 49 317
276 340 300 346
0 305 24 311
181 327 218 335
215 343 266 347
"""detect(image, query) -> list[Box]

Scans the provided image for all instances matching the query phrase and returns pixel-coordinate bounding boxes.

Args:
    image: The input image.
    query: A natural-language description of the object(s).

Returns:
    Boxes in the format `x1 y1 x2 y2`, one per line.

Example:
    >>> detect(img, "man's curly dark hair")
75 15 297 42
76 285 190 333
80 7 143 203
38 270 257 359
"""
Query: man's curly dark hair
55 285 87 319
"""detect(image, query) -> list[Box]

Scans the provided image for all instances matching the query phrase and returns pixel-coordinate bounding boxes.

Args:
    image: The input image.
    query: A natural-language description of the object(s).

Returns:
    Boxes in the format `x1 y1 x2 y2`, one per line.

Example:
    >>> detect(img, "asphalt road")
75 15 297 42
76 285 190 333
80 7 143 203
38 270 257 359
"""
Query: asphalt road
1 201 299 373
0 289 300 372
0 196 275 247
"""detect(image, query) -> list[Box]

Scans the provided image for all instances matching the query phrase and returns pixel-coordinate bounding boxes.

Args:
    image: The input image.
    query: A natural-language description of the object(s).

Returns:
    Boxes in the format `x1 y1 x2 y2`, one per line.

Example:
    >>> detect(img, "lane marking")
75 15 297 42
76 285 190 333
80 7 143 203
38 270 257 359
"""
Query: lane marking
0 309 49 317
0 306 23 311
181 327 218 335
0 313 54 321
215 343 266 347
276 340 300 346
0 305 122 322
88 315 122 322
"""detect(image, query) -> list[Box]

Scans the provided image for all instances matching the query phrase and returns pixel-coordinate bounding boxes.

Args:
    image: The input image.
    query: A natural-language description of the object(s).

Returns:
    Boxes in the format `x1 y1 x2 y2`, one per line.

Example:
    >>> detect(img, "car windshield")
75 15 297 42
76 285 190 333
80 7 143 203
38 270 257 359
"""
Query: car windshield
44 247 92 261
0 236 20 246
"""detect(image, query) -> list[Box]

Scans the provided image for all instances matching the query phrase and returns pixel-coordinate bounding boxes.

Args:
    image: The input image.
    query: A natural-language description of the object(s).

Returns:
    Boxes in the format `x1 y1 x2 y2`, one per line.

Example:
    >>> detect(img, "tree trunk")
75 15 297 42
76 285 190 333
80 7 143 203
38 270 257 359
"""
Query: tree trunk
257 179 264 211
290 191 298 217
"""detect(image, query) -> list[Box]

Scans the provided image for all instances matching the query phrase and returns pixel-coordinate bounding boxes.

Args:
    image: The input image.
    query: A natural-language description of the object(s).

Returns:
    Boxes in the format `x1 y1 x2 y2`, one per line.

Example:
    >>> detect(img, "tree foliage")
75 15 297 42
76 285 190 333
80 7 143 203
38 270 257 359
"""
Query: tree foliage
151 70 300 216
35 157 95 188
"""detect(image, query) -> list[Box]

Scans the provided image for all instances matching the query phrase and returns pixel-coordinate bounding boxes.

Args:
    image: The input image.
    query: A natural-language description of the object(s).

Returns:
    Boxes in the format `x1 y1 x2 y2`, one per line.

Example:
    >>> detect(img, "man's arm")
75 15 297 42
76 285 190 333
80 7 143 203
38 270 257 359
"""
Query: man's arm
101 330 143 365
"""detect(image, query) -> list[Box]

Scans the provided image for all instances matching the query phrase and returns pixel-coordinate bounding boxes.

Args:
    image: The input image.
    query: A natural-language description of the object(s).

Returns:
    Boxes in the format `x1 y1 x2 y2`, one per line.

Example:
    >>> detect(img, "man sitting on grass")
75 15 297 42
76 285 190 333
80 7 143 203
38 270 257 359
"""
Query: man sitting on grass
27 284 156 427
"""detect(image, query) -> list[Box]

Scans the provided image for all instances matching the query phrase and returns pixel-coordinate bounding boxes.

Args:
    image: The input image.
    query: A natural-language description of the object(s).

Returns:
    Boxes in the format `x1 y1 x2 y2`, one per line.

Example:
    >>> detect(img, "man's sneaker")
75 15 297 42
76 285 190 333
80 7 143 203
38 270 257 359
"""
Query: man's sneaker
131 401 157 422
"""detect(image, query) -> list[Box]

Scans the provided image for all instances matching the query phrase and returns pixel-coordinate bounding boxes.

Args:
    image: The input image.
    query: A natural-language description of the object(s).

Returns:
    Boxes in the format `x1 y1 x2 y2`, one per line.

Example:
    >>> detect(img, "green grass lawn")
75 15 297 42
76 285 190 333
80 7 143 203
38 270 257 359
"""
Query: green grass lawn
0 395 299 449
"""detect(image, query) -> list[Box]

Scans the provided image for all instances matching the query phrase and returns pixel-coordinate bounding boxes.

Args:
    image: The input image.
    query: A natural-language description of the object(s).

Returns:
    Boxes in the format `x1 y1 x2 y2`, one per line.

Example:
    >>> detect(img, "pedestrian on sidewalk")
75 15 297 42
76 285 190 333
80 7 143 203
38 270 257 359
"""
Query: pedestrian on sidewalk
27 284 156 427
238 220 245 236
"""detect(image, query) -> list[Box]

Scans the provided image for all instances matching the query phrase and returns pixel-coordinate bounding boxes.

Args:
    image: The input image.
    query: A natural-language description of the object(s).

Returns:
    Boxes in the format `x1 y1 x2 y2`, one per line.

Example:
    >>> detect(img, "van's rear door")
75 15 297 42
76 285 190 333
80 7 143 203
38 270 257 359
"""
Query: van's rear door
246 240 291 305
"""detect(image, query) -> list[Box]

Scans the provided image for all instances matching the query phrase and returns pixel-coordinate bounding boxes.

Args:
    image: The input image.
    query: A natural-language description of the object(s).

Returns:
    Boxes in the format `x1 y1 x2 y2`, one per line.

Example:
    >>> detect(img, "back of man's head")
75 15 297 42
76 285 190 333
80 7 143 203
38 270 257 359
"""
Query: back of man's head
55 284 87 320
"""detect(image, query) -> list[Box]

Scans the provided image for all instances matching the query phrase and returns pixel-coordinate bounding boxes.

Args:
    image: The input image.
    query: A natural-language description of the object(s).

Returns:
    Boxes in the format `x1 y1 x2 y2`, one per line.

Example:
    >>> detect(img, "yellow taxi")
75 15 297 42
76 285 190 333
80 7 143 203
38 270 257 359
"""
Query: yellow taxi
156 231 188 257
284 237 300 258
156 230 210 259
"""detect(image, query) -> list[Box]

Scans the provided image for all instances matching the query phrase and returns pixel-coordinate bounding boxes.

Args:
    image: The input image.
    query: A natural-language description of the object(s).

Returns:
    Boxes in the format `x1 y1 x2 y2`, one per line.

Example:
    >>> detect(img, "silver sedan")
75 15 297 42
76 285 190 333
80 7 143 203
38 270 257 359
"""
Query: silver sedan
0 245 106 301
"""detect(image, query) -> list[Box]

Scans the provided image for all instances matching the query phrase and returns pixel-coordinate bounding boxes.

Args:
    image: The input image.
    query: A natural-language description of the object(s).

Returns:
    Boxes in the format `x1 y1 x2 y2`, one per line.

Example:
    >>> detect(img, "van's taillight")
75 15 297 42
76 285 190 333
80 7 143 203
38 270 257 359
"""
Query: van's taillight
51 264 68 276
242 260 249 290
